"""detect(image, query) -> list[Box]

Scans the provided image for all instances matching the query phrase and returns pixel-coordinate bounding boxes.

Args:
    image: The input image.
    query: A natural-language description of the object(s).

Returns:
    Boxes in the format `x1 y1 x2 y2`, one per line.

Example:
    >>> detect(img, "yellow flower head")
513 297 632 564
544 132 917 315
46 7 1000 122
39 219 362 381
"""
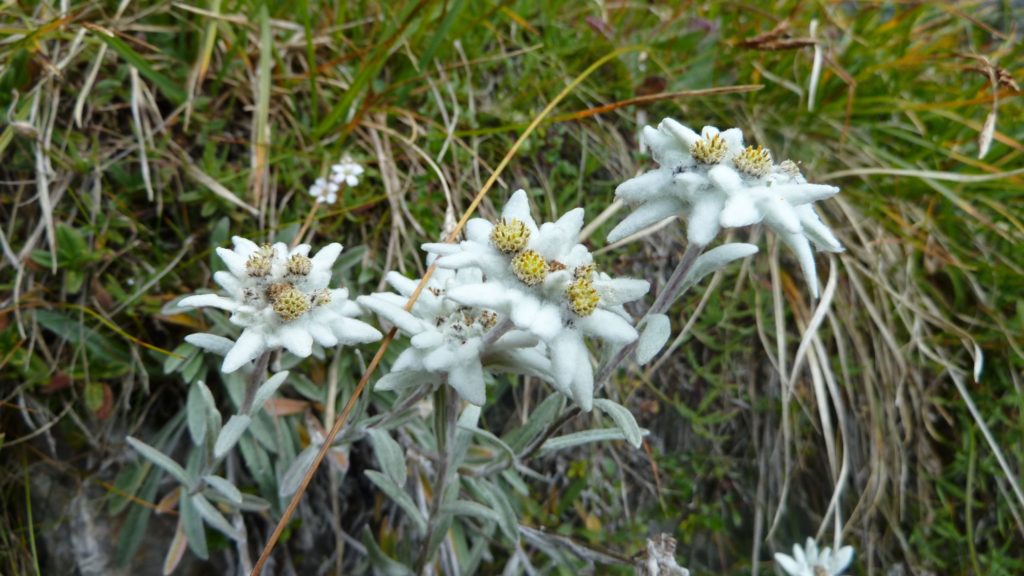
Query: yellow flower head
272 285 311 321
690 133 728 165
734 145 773 177
566 277 600 317
246 244 276 277
511 249 548 286
287 254 312 276
490 218 531 254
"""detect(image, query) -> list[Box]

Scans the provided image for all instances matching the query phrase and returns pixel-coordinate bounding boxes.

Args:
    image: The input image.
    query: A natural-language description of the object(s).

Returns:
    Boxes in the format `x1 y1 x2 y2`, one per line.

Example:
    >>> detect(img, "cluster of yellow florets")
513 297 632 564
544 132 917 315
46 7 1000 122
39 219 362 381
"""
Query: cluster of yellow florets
690 133 728 164
566 276 600 317
271 285 312 321
246 244 275 277
287 254 312 276
490 218 531 254
734 145 773 177
511 249 548 286
778 159 801 178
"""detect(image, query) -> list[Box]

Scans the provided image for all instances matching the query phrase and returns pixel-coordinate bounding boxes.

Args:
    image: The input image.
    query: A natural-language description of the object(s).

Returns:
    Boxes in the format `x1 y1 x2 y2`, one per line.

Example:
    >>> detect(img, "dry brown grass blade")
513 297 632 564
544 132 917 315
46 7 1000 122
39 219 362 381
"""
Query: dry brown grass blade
250 45 644 575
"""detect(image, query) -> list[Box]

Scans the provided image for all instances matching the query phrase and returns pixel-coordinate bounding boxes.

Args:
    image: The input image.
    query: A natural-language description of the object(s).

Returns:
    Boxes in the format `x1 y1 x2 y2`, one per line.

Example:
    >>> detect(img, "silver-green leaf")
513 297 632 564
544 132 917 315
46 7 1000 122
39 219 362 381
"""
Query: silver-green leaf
681 243 759 292
540 427 648 454
214 415 251 459
202 474 242 506
279 445 319 498
593 399 643 448
365 470 427 534
186 383 210 445
250 370 289 414
636 314 671 366
190 493 243 541
126 436 193 488
367 428 407 487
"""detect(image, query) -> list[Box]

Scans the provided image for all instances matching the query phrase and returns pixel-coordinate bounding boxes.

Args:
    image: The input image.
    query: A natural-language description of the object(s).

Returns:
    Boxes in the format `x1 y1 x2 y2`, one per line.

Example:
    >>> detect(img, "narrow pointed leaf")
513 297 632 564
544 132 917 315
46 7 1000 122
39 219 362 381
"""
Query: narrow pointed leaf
214 415 251 458
367 428 407 487
126 436 192 488
636 314 671 366
202 475 242 506
250 370 289 414
365 470 427 534
190 493 242 541
593 399 643 448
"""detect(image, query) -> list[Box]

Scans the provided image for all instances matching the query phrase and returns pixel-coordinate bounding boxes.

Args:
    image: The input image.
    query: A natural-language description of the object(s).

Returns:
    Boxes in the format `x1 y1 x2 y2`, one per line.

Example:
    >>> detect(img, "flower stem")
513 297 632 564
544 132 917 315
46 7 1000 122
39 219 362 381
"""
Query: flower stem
594 241 704 391
240 351 272 415
417 384 458 573
479 317 515 351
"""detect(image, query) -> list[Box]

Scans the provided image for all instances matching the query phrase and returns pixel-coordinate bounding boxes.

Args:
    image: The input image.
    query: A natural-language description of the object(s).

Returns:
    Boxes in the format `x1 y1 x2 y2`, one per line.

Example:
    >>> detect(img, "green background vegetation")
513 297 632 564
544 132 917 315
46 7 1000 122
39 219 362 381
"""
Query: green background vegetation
1 0 1021 574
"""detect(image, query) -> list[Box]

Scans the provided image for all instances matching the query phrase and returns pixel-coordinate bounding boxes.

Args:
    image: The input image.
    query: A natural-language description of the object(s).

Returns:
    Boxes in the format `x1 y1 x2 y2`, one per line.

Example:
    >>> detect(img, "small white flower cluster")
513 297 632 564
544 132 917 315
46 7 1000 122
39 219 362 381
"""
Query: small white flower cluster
610 119 843 297
369 190 651 411
775 538 854 576
179 237 382 373
308 155 365 205
358 265 552 406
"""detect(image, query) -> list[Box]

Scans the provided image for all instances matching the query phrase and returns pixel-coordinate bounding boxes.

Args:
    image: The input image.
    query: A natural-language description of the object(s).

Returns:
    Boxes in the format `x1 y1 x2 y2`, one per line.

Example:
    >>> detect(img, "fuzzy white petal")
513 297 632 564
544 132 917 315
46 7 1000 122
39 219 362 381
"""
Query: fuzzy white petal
278 324 313 358
775 183 840 205
796 204 844 252
501 190 537 233
331 317 384 345
577 309 637 345
447 283 510 311
660 118 700 148
686 195 725 246
216 247 248 278
549 334 580 396
232 236 260 257
831 546 854 573
464 219 493 244
384 271 422 296
358 296 426 335
411 331 445 349
310 243 343 273
185 333 236 356
773 553 805 576
615 169 673 204
213 271 242 294
593 277 650 306
719 196 763 229
179 293 239 311
448 358 487 406
421 242 461 257
222 329 265 373
308 322 339 347
570 349 595 412
719 127 745 154
707 164 744 193
606 197 682 243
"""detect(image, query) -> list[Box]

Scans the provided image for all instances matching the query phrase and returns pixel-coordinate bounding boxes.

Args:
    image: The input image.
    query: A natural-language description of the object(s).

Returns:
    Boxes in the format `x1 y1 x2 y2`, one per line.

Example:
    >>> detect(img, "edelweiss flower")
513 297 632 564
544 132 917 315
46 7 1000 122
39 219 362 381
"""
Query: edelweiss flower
610 119 844 296
358 265 551 406
330 156 365 187
309 177 340 204
423 190 649 411
774 538 854 576
180 237 382 373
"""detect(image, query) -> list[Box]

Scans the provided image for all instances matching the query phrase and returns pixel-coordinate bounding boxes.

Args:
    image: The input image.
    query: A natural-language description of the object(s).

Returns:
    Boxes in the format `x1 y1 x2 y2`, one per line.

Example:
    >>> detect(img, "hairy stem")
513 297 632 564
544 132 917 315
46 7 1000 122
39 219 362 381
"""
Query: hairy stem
416 383 458 574
594 241 704 391
239 351 272 415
